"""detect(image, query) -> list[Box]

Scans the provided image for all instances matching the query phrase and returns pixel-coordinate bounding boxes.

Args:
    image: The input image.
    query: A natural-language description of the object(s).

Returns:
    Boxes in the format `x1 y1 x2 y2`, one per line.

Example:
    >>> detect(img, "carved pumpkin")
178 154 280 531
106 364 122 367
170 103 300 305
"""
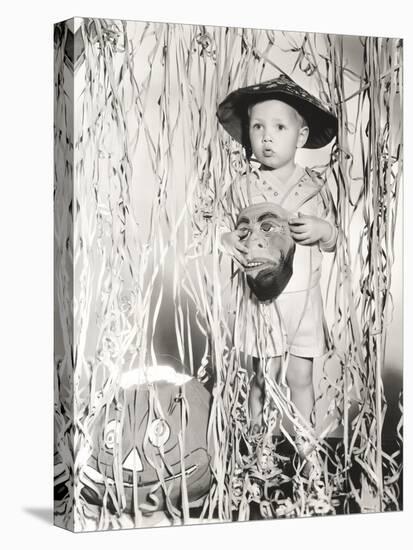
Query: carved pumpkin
81 366 211 515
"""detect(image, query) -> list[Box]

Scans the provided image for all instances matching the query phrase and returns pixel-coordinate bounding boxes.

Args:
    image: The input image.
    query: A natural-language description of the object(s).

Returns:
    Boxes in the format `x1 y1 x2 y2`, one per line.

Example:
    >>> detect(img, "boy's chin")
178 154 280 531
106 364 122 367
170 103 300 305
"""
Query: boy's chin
255 157 284 170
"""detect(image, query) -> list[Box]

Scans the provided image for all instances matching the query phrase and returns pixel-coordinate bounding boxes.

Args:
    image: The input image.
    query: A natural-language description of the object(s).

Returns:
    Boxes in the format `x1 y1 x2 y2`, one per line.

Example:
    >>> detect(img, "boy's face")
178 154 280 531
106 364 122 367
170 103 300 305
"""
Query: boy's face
248 99 309 170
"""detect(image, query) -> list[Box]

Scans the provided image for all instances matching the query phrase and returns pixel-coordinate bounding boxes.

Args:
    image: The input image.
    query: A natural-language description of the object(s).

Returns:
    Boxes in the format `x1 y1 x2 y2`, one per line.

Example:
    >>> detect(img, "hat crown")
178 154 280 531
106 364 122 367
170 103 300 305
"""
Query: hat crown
246 74 332 113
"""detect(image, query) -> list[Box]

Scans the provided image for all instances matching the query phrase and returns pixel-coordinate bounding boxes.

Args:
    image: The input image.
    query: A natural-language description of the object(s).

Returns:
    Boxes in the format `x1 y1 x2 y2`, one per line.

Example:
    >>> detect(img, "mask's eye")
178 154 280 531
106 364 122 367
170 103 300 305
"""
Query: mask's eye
260 221 281 233
103 420 119 450
148 418 170 448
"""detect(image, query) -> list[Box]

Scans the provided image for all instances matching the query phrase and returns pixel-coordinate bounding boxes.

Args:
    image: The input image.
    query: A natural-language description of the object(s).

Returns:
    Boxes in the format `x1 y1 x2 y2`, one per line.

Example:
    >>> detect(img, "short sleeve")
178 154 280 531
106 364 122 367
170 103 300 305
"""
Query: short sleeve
217 171 251 228
207 172 244 253
188 175 240 257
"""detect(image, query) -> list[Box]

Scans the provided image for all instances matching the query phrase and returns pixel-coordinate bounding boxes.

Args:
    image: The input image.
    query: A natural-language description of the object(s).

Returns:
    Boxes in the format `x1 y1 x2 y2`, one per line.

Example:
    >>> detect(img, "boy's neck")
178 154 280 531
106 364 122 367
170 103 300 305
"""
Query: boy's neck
260 161 297 184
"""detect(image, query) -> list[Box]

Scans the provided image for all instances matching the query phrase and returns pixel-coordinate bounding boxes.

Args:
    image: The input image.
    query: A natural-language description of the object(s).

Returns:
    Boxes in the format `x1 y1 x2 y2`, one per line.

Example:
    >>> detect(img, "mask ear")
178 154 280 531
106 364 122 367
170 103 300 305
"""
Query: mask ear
297 126 309 148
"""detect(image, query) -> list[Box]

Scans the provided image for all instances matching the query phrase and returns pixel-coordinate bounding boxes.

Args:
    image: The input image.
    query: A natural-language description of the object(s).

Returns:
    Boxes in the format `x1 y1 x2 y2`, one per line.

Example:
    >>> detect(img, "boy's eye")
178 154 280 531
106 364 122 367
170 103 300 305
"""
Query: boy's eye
251 123 262 130
276 124 286 130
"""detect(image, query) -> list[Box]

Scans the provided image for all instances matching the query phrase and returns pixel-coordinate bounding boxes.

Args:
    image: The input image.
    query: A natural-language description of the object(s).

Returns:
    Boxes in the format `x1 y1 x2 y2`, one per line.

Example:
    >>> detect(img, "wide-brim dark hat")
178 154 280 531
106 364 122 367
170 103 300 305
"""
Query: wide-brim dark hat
217 74 338 149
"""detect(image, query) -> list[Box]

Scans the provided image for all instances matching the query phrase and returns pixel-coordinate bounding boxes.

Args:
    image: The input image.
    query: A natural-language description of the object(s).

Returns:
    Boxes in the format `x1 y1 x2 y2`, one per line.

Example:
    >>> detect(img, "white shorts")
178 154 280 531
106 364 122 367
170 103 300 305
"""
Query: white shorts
233 281 329 359
277 284 329 358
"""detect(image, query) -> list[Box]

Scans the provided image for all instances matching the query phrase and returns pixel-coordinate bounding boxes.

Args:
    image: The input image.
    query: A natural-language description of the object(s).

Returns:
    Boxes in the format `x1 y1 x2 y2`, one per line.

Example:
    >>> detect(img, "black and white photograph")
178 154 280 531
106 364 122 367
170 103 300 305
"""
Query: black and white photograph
52 16 403 532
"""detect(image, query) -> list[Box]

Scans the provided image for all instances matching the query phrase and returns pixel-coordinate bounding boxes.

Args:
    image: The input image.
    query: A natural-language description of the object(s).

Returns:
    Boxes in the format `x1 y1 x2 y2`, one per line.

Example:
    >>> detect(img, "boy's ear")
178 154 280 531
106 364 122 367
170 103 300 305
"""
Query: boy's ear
297 126 309 148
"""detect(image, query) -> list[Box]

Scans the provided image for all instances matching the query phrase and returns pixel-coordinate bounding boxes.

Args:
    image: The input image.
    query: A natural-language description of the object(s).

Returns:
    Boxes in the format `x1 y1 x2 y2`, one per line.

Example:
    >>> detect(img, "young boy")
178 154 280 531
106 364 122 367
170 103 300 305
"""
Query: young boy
216 74 338 472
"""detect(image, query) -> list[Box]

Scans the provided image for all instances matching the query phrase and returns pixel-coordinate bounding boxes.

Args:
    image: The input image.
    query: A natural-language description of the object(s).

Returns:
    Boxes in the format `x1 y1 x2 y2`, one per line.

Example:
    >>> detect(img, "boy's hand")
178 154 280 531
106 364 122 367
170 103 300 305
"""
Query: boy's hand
221 231 248 267
288 212 333 246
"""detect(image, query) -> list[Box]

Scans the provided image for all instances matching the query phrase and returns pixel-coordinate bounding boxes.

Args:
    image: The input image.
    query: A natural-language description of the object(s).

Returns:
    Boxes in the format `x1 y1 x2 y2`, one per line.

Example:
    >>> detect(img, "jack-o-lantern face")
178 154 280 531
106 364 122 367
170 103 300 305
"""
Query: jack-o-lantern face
81 367 211 515
236 202 295 301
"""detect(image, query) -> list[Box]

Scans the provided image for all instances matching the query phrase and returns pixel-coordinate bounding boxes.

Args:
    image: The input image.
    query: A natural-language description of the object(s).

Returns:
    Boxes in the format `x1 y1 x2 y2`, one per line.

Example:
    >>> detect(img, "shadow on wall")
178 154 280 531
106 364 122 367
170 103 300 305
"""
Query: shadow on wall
382 367 403 440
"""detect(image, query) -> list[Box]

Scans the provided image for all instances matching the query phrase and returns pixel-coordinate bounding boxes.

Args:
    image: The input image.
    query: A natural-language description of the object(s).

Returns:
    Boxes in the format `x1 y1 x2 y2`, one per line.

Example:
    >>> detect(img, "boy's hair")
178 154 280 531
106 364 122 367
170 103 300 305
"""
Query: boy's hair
241 101 308 160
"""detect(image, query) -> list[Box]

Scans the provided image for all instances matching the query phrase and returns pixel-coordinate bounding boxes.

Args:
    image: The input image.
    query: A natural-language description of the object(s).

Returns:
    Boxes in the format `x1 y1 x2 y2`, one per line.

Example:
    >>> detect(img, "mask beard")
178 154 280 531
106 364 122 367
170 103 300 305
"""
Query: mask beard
246 245 295 302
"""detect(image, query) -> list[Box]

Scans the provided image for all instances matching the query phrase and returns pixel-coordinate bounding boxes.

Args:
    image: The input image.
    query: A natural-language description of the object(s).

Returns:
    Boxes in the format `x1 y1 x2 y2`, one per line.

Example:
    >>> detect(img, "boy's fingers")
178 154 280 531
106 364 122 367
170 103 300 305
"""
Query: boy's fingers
296 235 315 245
289 219 308 226
235 243 248 253
289 225 308 234
235 246 248 254
236 259 248 269
233 251 247 267
291 227 310 236
292 232 311 241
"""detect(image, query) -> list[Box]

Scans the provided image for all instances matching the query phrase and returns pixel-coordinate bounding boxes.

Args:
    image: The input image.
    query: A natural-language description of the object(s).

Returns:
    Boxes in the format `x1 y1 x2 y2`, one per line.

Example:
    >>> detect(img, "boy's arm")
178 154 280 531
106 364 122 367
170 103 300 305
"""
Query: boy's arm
215 187 236 253
317 183 339 253
194 171 250 258
189 171 240 257
215 172 247 252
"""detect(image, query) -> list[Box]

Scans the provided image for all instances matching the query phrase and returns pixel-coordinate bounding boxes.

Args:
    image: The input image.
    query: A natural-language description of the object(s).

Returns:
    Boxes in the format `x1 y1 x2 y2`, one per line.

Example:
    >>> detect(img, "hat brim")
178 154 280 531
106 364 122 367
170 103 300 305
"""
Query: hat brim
217 83 338 150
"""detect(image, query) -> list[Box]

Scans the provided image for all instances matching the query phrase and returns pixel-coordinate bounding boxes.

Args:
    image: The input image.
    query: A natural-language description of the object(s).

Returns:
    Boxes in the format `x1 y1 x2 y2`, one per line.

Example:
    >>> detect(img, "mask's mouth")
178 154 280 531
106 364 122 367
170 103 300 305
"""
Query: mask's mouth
244 258 276 272
245 251 294 302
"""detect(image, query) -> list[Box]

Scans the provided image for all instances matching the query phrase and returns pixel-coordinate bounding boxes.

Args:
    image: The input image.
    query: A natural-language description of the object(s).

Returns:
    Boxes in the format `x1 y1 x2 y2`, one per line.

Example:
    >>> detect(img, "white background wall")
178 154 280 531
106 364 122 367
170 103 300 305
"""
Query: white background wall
0 0 411 548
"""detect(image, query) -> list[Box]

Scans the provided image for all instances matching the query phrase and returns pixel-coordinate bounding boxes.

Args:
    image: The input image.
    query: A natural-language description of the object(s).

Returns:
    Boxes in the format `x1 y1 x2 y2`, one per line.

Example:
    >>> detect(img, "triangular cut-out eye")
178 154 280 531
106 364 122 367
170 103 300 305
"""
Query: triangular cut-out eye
148 418 170 447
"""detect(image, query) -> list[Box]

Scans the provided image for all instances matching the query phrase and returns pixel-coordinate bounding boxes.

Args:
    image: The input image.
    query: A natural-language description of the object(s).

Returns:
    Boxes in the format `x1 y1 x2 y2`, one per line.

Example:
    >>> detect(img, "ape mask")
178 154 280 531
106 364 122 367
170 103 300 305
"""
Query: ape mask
236 202 295 302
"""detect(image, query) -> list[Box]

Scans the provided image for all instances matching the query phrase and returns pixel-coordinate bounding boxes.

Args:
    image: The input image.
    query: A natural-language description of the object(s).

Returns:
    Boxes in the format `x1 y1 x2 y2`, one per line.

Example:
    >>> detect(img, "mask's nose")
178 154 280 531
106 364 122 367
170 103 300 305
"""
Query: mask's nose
123 448 143 472
245 234 266 261
249 232 265 249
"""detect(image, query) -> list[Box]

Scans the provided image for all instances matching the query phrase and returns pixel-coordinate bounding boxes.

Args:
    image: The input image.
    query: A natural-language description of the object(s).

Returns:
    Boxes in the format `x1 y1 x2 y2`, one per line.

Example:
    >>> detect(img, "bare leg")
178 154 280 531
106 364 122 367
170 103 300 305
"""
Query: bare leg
286 355 319 476
285 355 314 428
249 356 282 433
